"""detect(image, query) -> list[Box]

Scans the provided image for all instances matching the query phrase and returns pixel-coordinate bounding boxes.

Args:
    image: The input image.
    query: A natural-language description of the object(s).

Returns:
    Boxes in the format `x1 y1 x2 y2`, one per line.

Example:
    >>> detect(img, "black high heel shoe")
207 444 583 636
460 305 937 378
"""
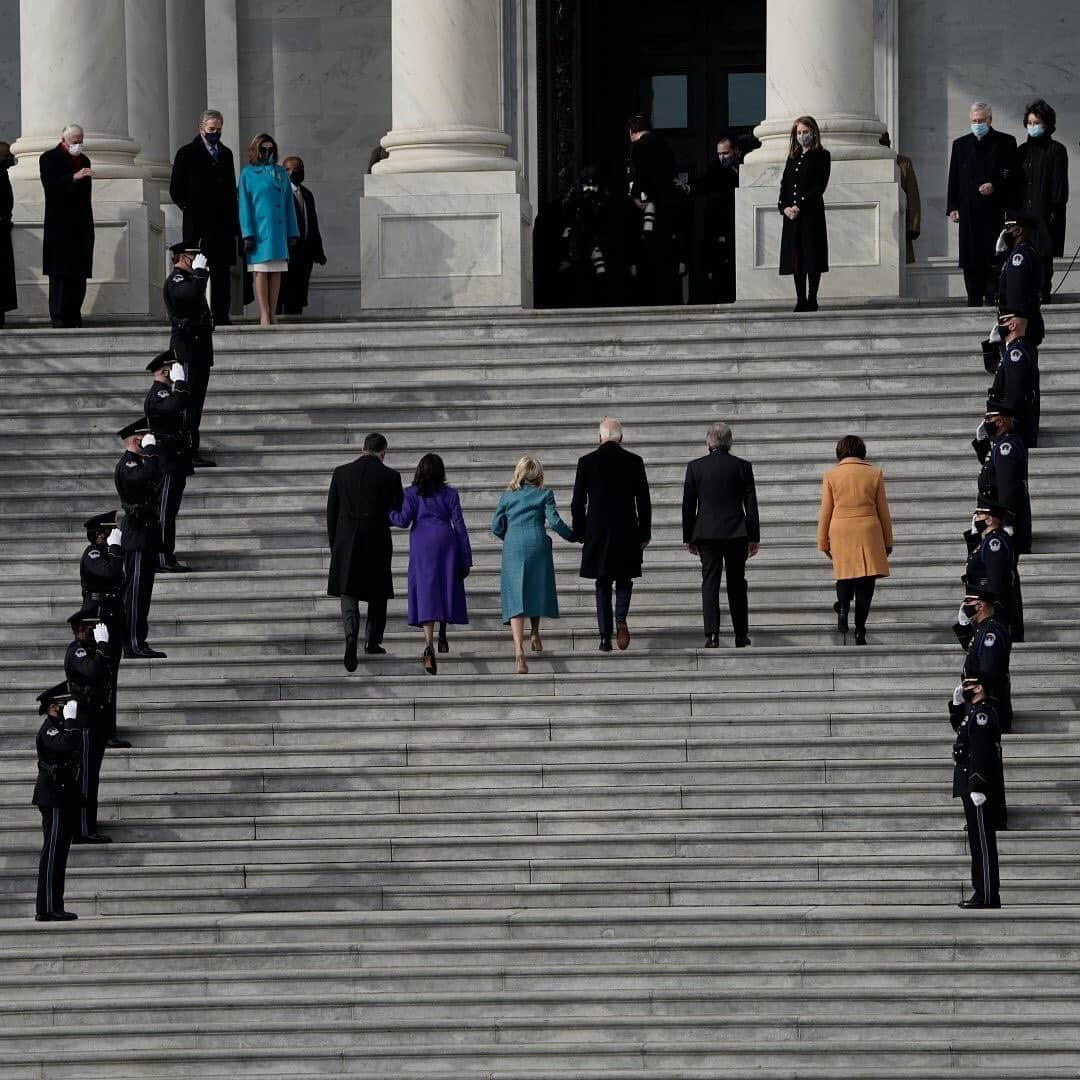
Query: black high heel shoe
833 602 849 634
423 645 437 674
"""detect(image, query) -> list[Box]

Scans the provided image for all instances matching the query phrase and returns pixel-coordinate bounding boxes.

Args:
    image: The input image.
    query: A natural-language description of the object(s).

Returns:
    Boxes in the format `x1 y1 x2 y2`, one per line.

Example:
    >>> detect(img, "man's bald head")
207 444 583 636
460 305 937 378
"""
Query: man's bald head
598 417 623 444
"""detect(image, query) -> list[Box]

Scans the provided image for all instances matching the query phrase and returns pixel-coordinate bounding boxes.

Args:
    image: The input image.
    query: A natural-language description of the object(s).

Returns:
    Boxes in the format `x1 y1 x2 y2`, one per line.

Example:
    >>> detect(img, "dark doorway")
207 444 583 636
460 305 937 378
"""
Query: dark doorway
536 0 766 306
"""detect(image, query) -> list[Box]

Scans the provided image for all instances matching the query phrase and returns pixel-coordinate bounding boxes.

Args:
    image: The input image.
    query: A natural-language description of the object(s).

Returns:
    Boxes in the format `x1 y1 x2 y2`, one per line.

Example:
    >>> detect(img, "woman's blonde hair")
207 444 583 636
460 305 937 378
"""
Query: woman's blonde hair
508 455 544 490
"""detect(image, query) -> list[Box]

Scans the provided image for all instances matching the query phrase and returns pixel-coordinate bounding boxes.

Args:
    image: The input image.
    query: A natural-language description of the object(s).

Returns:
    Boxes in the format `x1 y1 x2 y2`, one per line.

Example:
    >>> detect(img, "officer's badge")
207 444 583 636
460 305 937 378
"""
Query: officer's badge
988 538 1001 552
1011 252 1023 266
74 648 87 659
88 549 101 559
125 460 138 467
1000 443 1012 456
46 727 60 737
976 712 989 726
1009 349 1022 362
984 633 996 646
171 273 185 283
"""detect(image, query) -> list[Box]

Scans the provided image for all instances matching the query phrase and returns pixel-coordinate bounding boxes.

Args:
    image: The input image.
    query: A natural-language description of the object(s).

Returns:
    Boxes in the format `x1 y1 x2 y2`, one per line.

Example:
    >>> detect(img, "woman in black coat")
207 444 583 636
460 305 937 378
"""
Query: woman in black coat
1015 99 1069 301
778 115 831 311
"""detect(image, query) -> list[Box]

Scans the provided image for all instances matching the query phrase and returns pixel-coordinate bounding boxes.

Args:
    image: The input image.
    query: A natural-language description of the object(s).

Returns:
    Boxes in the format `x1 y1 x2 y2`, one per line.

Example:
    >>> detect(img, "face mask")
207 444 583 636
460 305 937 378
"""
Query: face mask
718 153 734 165
962 687 977 702
983 419 1000 438
972 518 988 533
258 146 276 165
204 131 221 145
797 132 814 148
961 603 979 621
1027 123 1045 138
289 168 304 185
971 122 989 138
67 142 83 156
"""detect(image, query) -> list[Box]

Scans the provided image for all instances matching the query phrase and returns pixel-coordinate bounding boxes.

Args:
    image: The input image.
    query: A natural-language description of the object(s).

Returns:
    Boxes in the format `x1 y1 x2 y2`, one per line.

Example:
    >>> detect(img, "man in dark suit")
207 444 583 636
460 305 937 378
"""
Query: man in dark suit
39 124 93 328
169 109 238 325
0 139 16 327
278 156 327 317
571 418 652 651
682 422 760 648
326 432 404 671
946 101 1017 306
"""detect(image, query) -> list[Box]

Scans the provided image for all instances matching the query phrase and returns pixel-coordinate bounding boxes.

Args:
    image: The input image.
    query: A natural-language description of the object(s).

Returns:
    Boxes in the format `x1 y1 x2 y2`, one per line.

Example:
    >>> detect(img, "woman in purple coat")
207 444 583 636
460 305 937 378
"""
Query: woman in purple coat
389 454 472 674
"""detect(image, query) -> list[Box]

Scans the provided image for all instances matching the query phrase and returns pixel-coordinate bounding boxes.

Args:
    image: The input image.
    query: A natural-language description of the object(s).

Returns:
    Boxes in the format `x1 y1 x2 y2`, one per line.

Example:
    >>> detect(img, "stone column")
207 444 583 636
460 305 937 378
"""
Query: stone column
8 0 165 318
126 0 171 180
166 0 208 157
734 0 902 301
360 0 532 308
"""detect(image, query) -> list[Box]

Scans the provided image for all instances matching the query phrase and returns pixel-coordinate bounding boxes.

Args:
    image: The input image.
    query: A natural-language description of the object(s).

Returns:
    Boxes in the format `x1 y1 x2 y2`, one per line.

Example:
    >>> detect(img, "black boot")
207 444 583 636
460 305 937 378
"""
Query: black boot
343 636 358 672
833 602 849 633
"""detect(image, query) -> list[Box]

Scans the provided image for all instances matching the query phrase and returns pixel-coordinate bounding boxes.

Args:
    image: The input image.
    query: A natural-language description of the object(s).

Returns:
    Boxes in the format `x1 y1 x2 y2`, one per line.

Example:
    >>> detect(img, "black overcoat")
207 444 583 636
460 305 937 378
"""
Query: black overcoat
39 145 93 277
778 147 830 275
571 441 652 580
169 137 239 267
946 129 1017 269
326 455 404 599
1015 135 1069 259
0 164 15 312
279 184 326 311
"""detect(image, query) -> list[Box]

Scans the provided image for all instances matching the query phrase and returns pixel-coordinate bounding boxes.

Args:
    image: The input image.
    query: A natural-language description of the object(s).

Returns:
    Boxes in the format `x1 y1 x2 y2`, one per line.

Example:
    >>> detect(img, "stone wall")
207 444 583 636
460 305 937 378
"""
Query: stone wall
0 0 18 144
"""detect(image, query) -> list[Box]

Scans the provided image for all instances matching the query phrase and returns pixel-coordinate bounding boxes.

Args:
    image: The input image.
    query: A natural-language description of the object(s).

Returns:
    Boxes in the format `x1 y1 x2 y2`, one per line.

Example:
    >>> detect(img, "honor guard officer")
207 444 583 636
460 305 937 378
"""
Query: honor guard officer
144 350 193 573
64 603 115 844
165 242 215 468
950 676 1006 909
80 511 130 747
990 312 1040 448
959 580 1013 733
974 399 1031 556
964 500 1023 642
115 418 167 659
997 213 1045 347
32 683 83 921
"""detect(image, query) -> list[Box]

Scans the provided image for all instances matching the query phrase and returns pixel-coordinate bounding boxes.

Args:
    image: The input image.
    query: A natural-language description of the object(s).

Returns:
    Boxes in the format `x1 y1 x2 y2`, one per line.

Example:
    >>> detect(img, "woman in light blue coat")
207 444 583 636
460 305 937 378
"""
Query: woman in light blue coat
238 132 299 326
491 455 577 674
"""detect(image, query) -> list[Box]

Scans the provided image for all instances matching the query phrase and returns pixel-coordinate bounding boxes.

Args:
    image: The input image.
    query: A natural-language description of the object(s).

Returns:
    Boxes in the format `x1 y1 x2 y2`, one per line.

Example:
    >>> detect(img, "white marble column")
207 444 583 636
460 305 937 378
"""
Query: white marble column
734 0 903 301
126 0 171 180
166 0 208 156
8 0 165 318
361 0 532 308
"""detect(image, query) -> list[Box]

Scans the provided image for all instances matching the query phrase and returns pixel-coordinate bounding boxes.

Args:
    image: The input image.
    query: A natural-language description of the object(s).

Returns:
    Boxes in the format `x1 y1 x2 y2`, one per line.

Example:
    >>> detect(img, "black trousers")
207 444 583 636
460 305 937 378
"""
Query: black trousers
100 605 123 739
341 595 387 646
48 275 87 327
123 547 158 651
172 331 213 452
835 576 877 631
278 257 313 315
158 466 187 563
209 260 232 324
963 795 1000 904
76 725 106 837
37 806 74 916
595 578 633 640
698 539 749 637
963 265 997 305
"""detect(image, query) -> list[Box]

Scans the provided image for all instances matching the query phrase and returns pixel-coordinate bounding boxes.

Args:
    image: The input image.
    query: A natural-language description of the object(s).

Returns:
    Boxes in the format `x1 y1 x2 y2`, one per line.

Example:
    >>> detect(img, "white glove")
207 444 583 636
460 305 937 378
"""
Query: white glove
169 362 186 384
952 684 965 706
107 527 122 547
957 604 971 627
994 228 1008 254
93 623 109 644
989 322 1002 343
63 700 77 721
975 421 989 443
970 792 988 807
140 433 157 448
192 253 209 272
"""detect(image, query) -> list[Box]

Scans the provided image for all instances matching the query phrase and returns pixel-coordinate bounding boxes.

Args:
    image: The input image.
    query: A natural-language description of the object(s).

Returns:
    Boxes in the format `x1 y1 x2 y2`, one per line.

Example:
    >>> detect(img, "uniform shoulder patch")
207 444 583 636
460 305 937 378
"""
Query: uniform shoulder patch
1011 252 1024 266
984 633 997 647
46 727 60 737
988 538 1001 552
87 548 101 559
999 442 1012 456
976 711 989 726
156 389 170 398
74 647 87 659
125 460 138 467
170 272 185 283
1009 348 1023 362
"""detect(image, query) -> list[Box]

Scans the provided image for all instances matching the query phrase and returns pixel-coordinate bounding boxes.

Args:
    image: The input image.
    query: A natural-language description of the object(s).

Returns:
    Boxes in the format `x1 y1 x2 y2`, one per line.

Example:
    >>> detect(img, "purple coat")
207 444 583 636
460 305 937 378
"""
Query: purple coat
389 484 472 626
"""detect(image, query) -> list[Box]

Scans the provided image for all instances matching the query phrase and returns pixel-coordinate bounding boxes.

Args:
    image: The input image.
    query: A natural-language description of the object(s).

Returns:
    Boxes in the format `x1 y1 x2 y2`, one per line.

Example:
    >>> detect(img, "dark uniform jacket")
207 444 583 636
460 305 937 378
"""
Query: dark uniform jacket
326 455 404 599
998 238 1044 344
682 448 760 544
114 448 165 552
144 378 190 467
976 433 1031 554
946 128 1017 269
1016 134 1069 259
169 136 239 267
64 638 115 723
571 441 652 581
81 541 125 604
952 698 1006 829
165 265 214 366
991 337 1039 448
39 144 94 277
778 147 830 276
32 716 83 810
965 527 1016 617
963 616 1011 687
0 161 15 313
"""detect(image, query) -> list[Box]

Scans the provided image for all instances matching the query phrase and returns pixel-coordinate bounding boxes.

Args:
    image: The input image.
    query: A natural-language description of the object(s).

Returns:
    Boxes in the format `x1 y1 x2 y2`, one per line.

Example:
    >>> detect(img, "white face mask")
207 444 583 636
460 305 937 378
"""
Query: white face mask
67 142 83 156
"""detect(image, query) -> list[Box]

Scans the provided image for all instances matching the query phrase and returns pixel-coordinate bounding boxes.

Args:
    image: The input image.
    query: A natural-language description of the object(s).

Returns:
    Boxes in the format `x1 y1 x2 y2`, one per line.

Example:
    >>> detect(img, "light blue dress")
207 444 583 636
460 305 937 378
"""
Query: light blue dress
238 163 299 264
491 485 576 622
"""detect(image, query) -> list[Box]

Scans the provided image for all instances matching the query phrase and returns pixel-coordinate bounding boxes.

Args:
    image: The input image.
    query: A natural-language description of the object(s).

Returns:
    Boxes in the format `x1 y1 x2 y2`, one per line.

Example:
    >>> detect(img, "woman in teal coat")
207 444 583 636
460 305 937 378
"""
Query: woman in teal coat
491 456 577 673
238 132 299 326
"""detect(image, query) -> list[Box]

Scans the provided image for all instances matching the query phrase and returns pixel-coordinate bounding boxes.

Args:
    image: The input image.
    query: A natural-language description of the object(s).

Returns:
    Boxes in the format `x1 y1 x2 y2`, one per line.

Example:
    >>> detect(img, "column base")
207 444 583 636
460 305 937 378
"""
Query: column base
734 158 902 302
11 177 166 319
360 171 532 309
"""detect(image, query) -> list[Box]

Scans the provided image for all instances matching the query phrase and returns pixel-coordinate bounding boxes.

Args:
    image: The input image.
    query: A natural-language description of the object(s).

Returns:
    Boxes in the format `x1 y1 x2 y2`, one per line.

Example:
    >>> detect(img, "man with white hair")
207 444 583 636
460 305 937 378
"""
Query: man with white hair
571 418 652 651
946 101 1017 307
39 124 94 327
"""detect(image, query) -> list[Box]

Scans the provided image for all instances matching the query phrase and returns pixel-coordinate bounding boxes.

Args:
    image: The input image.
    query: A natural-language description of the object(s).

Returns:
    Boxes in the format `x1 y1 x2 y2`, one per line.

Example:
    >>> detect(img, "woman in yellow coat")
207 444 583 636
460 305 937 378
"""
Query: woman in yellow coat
817 435 894 645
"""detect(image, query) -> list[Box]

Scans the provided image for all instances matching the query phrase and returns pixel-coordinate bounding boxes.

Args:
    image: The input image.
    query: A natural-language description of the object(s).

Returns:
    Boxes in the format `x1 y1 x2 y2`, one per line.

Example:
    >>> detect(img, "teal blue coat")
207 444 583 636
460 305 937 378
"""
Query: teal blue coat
492 486 576 622
238 164 299 264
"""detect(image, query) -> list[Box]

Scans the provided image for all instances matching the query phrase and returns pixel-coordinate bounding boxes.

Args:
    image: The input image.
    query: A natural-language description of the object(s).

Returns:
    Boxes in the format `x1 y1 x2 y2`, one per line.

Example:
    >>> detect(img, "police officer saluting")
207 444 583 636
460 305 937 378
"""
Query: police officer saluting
33 683 83 921
144 350 192 573
114 418 167 659
989 310 1040 449
997 213 1045 348
950 675 1006 909
64 603 115 844
165 242 215 468
80 511 130 748
974 399 1031 557
964 500 1023 643
957 580 1013 733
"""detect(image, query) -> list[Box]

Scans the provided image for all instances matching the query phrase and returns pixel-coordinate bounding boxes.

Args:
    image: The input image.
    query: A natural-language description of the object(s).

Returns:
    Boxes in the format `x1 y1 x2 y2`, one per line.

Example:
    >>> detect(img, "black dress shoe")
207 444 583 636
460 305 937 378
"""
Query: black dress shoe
105 737 132 749
191 455 217 468
343 637 358 672
806 300 819 312
854 629 867 646
139 646 168 659
793 300 808 312
73 833 112 845
959 895 1001 909
599 638 613 652
35 911 77 922
833 602 849 633
158 560 192 573
364 643 387 655
704 634 720 649
437 637 450 654
735 636 751 648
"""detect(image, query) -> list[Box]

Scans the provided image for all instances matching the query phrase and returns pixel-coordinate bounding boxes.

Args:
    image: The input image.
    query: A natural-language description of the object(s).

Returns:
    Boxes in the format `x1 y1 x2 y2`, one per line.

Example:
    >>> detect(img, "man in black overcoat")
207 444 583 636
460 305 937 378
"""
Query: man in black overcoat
39 124 94 328
169 109 238 325
0 140 16 327
326 432 404 671
277 156 327 317
571 418 652 651
682 422 760 648
946 102 1017 306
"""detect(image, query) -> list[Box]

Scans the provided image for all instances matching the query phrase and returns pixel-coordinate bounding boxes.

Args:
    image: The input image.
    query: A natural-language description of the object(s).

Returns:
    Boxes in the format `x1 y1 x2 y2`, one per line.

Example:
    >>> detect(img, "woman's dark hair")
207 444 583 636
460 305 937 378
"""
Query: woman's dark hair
413 453 447 497
788 115 822 158
247 132 278 165
836 435 867 461
1024 99 1056 135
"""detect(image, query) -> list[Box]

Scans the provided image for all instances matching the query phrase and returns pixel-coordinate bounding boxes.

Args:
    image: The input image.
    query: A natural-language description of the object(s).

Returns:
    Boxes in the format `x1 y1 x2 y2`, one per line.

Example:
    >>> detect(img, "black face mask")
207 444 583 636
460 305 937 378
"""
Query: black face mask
258 146 276 165
288 168 304 185
962 687 977 702
204 131 221 146
961 603 979 620
983 419 1000 439
972 518 989 533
